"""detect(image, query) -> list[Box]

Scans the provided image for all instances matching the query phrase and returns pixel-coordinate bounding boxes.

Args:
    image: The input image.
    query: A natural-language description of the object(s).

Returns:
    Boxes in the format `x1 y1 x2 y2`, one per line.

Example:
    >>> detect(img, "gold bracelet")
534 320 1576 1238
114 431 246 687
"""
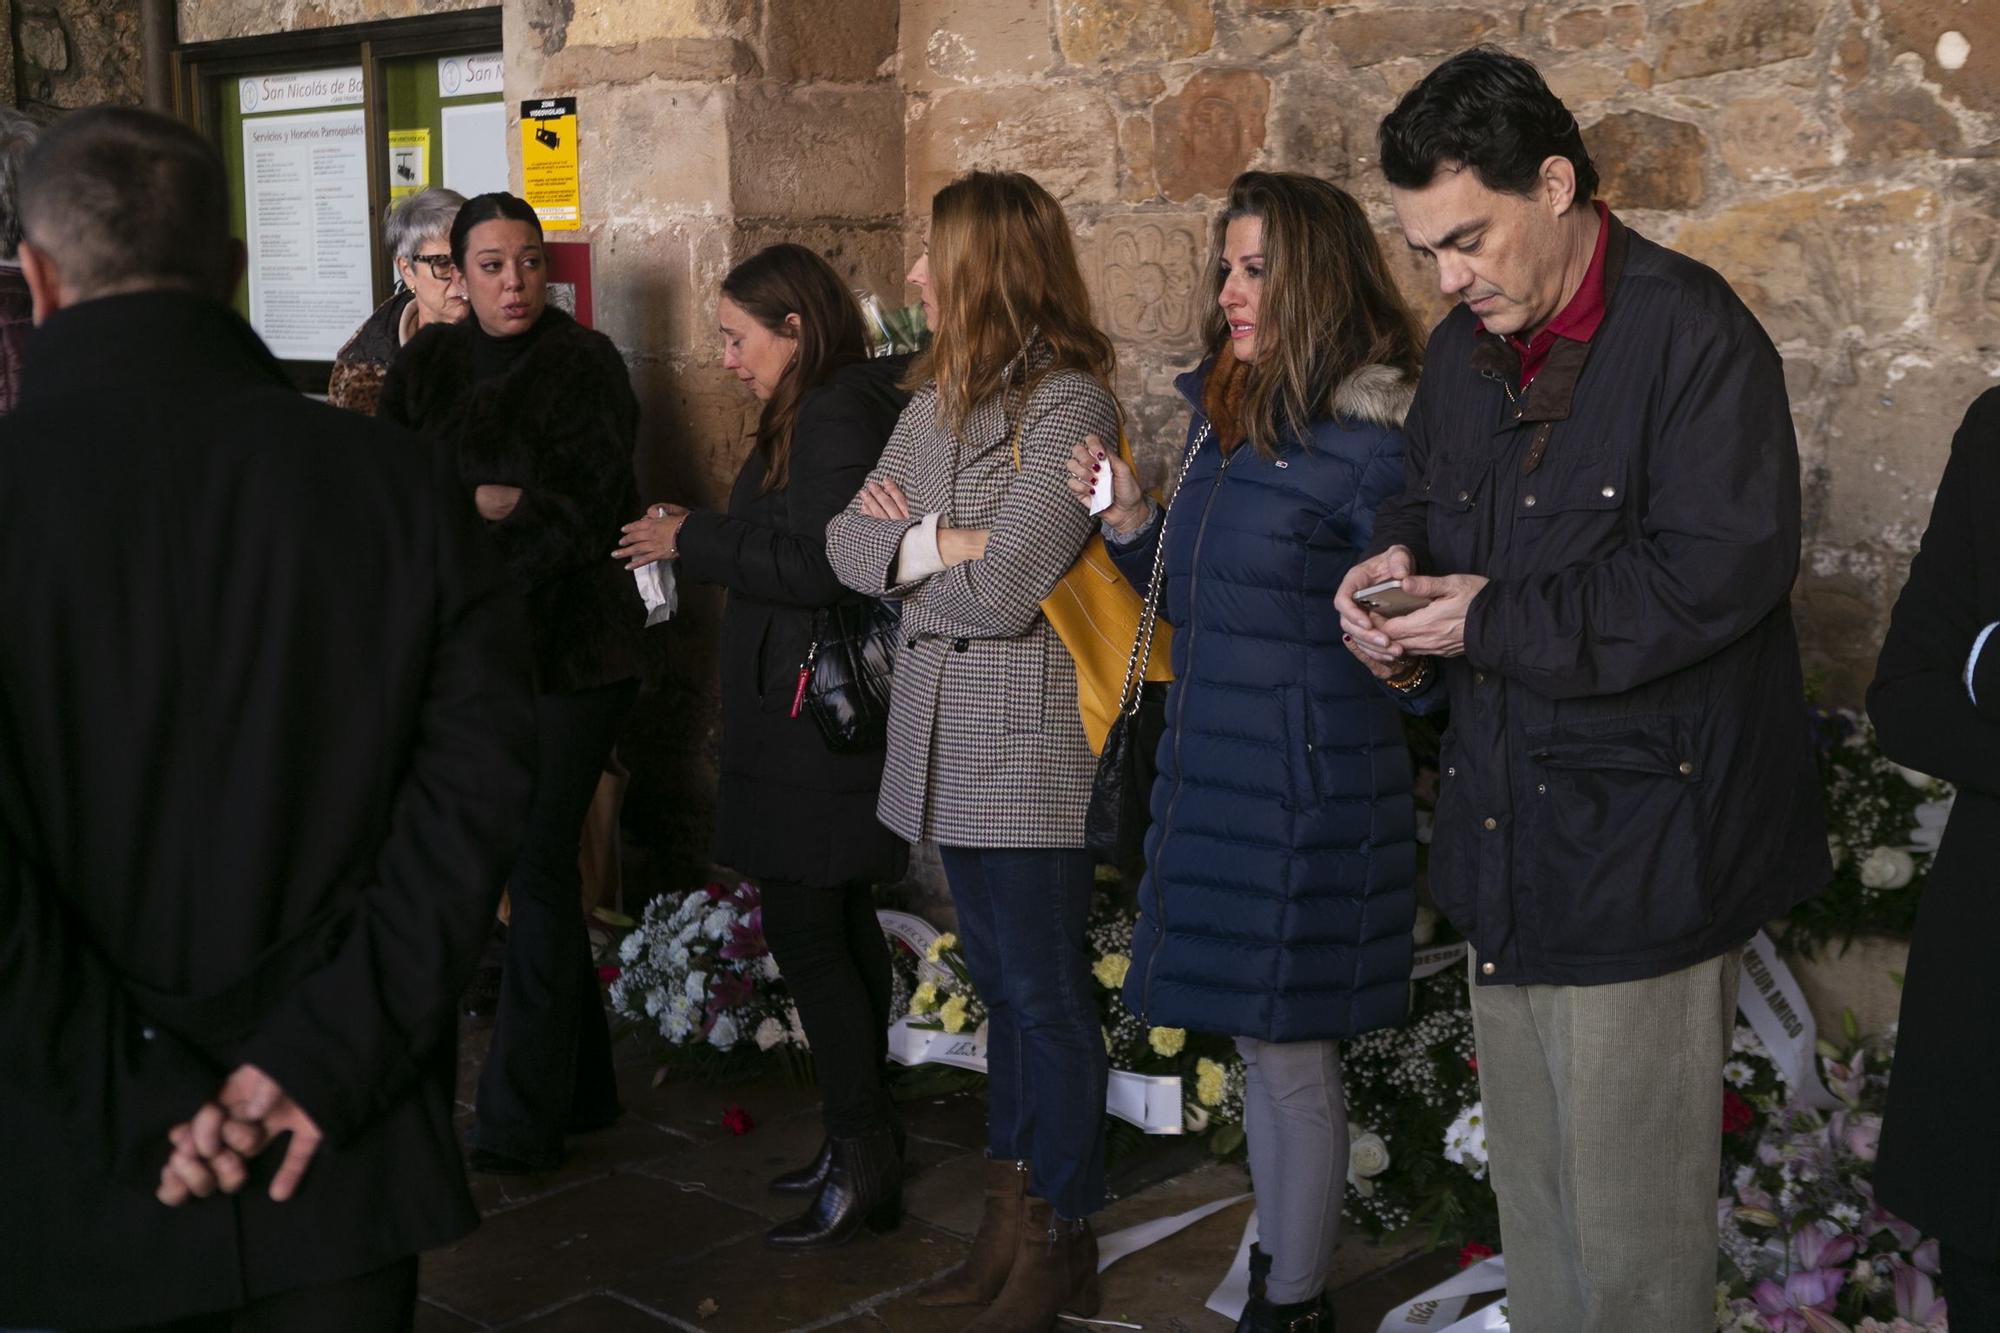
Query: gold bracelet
1384 657 1433 693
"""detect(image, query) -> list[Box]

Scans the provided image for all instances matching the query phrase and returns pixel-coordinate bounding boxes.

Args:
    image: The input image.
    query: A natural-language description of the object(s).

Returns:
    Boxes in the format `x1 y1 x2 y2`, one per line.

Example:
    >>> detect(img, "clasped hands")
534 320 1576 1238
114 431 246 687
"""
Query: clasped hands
1334 545 1488 681
156 1063 323 1208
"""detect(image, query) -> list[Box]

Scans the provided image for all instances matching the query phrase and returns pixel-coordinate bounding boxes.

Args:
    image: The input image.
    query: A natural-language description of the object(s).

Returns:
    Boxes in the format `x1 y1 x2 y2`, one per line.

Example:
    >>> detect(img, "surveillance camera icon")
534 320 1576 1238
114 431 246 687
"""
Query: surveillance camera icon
535 124 560 151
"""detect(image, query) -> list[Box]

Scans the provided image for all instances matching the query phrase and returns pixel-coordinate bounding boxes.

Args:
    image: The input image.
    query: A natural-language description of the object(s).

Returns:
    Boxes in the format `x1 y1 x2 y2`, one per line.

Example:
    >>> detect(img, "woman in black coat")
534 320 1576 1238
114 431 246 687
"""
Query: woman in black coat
1868 387 2000 1325
381 192 650 1174
616 244 909 1250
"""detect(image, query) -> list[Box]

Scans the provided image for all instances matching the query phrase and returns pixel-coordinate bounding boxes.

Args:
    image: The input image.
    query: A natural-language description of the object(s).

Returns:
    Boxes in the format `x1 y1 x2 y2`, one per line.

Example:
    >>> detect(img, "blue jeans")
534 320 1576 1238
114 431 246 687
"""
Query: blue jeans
938 845 1107 1219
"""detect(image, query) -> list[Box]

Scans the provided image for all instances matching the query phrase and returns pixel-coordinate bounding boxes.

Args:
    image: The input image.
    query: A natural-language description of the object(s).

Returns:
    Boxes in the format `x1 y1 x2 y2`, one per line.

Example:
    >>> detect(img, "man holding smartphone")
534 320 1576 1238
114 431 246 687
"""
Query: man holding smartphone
1335 48 1828 1331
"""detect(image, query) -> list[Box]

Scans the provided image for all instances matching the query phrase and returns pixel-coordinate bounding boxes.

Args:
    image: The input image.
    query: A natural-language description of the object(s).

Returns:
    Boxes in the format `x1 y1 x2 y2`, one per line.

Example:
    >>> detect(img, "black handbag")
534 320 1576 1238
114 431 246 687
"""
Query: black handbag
1085 422 1211 870
795 598 900 752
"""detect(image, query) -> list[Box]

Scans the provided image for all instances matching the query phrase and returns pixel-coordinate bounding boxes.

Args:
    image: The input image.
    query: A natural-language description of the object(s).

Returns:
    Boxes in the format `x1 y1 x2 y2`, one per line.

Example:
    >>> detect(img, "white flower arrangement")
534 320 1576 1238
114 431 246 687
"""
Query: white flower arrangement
608 883 806 1058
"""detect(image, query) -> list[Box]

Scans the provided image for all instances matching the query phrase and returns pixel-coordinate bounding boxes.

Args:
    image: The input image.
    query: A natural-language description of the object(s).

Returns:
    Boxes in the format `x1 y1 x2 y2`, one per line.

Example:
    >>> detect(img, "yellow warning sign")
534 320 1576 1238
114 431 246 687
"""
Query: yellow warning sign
520 96 579 231
387 128 430 201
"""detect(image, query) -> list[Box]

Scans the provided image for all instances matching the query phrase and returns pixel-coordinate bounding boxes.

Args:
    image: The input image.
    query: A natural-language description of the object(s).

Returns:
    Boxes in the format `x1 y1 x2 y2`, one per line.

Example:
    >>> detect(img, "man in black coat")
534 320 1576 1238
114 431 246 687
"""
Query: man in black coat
1869 388 2000 1327
1336 49 1827 1331
0 108 533 1331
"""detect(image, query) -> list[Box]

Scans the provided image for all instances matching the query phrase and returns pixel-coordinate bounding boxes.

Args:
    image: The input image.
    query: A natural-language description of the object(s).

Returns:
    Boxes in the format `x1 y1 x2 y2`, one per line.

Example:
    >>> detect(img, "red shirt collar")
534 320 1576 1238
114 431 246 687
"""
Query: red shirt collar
1478 200 1610 388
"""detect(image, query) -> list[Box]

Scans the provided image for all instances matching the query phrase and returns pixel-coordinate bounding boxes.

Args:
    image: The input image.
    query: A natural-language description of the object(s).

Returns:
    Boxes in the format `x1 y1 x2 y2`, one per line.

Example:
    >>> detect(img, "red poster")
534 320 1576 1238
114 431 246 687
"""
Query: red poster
544 240 593 329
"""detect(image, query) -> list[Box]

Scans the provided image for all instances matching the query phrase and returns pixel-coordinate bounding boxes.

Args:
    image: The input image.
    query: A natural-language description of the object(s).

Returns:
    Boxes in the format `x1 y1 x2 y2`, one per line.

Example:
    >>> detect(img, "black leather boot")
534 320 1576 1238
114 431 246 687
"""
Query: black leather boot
1236 1289 1335 1333
770 1139 833 1195
770 1119 906 1195
763 1126 902 1250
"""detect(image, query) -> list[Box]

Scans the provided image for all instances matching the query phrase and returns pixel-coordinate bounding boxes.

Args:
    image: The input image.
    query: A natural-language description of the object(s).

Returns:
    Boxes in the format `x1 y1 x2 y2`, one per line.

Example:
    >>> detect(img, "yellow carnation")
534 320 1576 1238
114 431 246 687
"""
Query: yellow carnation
939 994 969 1034
925 931 959 963
1195 1058 1225 1107
1092 953 1131 989
1149 1026 1186 1056
909 981 938 1015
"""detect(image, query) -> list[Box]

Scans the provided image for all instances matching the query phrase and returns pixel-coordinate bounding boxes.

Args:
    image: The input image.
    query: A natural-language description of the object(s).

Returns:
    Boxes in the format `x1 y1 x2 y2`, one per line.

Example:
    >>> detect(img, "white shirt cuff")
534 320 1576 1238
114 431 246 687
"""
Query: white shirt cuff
1968 621 1999 706
893 512 946 584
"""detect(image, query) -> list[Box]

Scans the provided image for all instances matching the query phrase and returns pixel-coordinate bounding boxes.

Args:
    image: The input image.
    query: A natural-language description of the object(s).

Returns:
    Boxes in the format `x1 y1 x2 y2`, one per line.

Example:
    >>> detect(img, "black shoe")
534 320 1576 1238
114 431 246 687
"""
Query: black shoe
771 1138 834 1195
466 1144 563 1176
763 1127 902 1250
1237 1290 1334 1333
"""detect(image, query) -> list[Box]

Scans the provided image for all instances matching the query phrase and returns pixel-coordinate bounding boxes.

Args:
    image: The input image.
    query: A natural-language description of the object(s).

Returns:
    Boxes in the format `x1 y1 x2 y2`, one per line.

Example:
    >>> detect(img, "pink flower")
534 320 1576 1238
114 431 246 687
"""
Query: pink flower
1837 1111 1882 1163
1890 1260 1946 1324
1791 1221 1858 1272
708 973 756 1011
1911 1238 1939 1276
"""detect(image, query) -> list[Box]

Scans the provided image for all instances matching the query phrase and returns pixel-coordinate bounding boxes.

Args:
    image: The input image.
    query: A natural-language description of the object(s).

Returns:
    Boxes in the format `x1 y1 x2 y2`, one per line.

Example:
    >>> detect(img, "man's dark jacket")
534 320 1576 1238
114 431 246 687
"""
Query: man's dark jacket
675 354 912 889
1368 214 1828 987
1869 388 2000 1255
0 292 535 1328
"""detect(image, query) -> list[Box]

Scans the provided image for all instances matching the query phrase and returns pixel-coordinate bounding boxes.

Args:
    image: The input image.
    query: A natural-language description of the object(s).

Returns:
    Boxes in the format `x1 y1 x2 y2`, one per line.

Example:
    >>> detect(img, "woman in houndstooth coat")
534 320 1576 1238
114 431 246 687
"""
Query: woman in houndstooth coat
826 170 1118 1333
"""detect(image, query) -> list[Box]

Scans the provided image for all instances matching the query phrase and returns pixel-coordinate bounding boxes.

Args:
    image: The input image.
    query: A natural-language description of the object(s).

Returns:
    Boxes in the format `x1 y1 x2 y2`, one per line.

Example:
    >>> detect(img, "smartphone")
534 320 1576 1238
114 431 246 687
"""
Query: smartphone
1354 578 1432 618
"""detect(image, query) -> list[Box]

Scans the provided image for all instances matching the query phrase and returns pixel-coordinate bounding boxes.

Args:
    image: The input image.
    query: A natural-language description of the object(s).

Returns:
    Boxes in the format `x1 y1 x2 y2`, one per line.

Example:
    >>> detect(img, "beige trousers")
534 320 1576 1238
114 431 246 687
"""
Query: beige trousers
1467 948 1740 1333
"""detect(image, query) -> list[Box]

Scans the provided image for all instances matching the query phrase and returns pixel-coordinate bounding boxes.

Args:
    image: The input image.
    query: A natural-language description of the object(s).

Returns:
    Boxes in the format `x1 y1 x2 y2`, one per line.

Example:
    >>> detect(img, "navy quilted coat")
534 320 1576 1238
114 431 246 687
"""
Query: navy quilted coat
1114 361 1419 1042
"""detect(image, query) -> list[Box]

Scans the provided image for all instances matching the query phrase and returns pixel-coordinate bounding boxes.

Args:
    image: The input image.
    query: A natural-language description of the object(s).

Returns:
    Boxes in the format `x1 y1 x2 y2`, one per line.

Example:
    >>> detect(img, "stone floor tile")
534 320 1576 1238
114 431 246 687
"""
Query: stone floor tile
895 1091 988 1151
500 1293 675 1330
628 1064 824 1142
468 1114 686 1216
422 1173 765 1326
898 1145 989 1238
615 1218 962 1330
414 1298 485 1331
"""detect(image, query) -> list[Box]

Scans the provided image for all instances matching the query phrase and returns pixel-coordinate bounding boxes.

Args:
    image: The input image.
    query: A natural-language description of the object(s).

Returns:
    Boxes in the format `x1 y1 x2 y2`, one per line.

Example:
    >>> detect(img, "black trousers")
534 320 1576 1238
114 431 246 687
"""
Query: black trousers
760 880 893 1139
473 679 636 1159
100 1256 418 1332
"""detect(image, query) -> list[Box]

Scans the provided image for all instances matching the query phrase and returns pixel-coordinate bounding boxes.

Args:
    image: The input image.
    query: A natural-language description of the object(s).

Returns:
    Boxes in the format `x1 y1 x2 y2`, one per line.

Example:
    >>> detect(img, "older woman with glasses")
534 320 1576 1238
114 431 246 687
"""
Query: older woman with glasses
328 186 467 413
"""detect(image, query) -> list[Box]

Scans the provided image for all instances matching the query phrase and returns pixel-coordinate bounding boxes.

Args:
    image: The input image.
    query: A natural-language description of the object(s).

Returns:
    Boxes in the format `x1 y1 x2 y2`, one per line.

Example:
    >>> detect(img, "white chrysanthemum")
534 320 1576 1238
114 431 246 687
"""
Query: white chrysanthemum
759 954 781 982
1443 1102 1488 1180
709 1013 740 1049
1724 1060 1754 1088
684 969 708 1000
619 932 644 965
668 943 691 971
703 907 735 940
754 1016 786 1051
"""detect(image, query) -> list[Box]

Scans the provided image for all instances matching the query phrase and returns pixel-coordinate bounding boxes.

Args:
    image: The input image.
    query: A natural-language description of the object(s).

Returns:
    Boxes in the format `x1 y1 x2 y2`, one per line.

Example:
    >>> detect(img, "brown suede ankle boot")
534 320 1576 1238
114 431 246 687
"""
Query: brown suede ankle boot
963 1197 1100 1332
914 1156 1028 1307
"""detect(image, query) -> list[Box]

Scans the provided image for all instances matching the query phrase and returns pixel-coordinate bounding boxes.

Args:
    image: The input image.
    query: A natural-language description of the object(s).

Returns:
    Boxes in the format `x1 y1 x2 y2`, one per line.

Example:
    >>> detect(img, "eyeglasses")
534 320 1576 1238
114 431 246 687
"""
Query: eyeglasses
407 253 455 280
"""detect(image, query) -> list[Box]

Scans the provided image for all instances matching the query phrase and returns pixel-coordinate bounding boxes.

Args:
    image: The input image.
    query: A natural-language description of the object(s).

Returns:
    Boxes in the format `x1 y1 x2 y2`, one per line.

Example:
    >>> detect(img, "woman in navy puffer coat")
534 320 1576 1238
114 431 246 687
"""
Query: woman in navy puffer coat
1068 172 1426 1332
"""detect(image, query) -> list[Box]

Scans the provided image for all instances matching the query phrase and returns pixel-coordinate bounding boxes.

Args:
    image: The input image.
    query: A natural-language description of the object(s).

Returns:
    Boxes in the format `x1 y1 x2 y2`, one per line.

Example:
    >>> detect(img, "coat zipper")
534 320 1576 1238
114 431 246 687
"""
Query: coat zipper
1139 441 1235 1024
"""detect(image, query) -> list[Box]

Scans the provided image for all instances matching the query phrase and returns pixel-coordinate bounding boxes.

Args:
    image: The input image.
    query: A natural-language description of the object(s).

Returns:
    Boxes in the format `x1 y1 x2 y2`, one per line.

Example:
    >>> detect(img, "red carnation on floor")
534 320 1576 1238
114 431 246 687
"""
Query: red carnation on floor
1457 1242 1495 1268
721 1104 755 1136
1722 1088 1755 1135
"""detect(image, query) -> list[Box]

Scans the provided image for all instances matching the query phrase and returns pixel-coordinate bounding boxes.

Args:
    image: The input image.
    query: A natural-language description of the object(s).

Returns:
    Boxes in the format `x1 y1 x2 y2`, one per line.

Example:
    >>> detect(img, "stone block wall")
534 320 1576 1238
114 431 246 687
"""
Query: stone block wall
901 0 2000 703
12 0 139 115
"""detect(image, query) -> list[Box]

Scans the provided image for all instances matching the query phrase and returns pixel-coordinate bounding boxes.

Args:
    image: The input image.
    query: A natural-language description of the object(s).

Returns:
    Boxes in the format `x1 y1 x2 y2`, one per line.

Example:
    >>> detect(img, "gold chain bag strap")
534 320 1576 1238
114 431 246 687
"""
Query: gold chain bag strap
1084 419 1213 868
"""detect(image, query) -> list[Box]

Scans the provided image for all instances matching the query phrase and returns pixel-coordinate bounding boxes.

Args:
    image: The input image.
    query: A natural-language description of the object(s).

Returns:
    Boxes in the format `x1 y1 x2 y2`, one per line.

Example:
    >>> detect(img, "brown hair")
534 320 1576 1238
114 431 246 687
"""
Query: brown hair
1200 171 1425 456
909 170 1116 434
721 243 870 493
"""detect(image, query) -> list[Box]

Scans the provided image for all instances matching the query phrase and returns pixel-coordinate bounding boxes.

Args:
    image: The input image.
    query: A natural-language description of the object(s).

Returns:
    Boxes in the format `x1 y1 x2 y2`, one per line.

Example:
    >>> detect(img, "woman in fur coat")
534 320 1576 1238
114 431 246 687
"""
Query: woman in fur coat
381 191 649 1174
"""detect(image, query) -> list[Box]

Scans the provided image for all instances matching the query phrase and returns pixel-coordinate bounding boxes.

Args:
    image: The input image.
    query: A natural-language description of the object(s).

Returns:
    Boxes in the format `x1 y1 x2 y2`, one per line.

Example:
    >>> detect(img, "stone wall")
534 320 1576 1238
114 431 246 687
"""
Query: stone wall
901 0 2000 704
13 0 140 115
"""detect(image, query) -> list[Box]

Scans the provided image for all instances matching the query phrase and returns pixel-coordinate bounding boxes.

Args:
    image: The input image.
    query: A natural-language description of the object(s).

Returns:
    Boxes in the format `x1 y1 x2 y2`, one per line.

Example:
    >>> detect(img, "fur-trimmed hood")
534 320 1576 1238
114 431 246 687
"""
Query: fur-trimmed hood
1174 357 1416 436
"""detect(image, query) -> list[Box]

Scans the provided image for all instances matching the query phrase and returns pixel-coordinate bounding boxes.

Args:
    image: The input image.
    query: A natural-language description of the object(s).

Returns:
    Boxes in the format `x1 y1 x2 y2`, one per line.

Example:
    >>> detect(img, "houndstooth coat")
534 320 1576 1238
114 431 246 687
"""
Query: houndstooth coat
825 360 1120 848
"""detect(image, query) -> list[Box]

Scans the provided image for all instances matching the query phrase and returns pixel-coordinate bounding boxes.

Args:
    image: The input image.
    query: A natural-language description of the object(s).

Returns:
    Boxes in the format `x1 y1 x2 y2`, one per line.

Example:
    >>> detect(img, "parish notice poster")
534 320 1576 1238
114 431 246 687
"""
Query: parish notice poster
239 70 373 362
